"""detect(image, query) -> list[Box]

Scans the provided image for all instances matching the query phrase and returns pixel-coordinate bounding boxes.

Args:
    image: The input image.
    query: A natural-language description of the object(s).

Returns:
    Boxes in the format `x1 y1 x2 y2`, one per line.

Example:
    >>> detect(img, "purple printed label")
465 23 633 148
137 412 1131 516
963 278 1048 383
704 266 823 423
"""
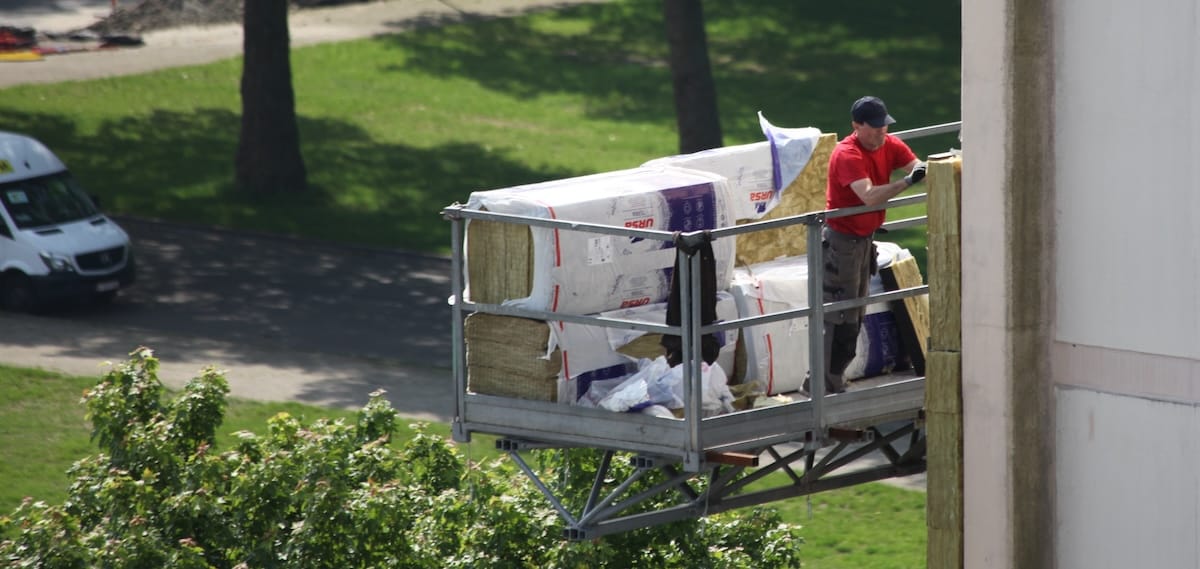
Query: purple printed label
765 129 782 190
627 182 718 246
660 182 718 235
862 311 900 376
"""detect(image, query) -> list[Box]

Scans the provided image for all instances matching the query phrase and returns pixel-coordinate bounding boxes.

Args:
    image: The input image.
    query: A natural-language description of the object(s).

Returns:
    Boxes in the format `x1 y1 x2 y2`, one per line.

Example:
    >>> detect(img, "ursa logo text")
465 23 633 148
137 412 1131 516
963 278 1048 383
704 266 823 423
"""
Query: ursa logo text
624 218 655 229
620 297 652 308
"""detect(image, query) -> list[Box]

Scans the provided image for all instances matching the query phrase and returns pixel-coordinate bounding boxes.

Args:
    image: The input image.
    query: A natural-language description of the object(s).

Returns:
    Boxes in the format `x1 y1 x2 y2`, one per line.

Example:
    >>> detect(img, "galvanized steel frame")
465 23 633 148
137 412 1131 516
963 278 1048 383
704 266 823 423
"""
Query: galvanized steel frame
498 418 926 540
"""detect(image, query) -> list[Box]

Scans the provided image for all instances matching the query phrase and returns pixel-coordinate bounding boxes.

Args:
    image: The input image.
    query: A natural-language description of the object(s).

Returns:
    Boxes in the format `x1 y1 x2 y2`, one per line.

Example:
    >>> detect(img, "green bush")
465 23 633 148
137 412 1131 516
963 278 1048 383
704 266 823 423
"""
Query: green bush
1 348 801 568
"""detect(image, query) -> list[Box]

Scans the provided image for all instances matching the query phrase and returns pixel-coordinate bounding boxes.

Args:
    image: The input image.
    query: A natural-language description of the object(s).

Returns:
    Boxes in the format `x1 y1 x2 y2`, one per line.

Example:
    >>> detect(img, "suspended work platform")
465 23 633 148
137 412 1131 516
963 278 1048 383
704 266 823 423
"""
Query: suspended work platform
442 122 960 539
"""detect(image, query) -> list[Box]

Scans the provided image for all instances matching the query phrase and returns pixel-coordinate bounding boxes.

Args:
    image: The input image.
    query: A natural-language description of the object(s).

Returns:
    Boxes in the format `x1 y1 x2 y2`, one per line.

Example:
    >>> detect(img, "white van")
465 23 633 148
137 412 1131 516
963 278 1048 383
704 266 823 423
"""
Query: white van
0 131 135 311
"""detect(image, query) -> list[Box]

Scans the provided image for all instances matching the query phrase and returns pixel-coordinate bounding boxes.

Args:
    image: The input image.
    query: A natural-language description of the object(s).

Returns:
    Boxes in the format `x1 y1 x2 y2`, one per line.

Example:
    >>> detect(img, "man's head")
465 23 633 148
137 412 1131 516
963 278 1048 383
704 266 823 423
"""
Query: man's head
850 96 894 150
851 96 896 128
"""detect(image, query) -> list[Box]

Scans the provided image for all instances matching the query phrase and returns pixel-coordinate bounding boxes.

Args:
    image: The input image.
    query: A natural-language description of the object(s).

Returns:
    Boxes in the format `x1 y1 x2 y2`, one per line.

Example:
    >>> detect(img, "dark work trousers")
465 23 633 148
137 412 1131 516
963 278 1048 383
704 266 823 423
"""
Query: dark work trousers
816 225 874 394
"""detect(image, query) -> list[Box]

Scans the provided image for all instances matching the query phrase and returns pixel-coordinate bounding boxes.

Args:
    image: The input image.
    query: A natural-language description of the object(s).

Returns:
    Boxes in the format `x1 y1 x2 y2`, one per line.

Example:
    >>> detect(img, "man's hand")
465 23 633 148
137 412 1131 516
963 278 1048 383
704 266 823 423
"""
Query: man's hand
904 162 927 186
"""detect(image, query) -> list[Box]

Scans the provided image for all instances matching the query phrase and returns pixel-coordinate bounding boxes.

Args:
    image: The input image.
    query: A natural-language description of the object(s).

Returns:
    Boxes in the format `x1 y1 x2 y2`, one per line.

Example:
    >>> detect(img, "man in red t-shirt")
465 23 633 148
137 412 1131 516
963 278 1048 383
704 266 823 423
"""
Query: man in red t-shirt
813 96 925 395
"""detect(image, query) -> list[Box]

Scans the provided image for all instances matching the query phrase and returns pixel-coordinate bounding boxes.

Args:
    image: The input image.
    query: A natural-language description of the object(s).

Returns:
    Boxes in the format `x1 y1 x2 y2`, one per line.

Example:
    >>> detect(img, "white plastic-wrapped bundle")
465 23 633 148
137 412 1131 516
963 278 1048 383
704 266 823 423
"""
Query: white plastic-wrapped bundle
731 255 814 395
642 119 821 221
552 292 739 403
642 142 775 221
731 243 908 394
464 166 737 316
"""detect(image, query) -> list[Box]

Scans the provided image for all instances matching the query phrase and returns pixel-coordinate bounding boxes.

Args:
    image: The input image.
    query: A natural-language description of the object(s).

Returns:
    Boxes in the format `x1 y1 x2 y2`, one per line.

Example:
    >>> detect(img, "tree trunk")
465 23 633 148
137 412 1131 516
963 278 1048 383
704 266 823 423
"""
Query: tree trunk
663 0 723 154
236 0 307 194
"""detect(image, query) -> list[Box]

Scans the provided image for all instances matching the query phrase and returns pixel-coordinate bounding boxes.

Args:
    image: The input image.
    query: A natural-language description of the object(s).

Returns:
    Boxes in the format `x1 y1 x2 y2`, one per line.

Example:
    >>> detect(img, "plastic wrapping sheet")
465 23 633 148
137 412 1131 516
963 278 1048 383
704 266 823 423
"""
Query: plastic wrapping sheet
552 292 739 403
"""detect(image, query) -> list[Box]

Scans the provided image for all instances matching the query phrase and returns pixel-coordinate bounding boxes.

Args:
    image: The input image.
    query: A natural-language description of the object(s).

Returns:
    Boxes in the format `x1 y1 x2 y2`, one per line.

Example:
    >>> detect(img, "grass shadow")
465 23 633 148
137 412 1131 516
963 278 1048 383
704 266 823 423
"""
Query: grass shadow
0 108 575 252
380 0 961 143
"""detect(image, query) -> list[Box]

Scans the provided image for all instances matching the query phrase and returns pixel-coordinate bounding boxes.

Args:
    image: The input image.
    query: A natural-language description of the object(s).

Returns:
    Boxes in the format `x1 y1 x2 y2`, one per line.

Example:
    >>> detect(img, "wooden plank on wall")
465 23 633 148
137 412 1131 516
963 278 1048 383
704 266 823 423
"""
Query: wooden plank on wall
927 157 963 353
925 155 963 569
927 526 964 569
926 409 964 531
925 350 962 415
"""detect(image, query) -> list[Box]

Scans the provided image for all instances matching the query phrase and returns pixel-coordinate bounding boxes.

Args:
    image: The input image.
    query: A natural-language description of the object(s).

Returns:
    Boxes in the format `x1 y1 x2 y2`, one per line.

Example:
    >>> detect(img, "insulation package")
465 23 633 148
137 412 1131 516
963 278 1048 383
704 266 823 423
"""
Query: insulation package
464 166 737 316
642 123 821 222
730 243 909 395
731 255 814 395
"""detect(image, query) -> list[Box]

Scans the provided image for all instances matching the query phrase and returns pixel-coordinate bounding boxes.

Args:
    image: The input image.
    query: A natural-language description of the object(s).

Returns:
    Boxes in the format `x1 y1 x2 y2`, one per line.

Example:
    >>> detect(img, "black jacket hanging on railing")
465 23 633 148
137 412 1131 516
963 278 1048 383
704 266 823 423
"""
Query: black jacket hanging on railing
661 232 720 367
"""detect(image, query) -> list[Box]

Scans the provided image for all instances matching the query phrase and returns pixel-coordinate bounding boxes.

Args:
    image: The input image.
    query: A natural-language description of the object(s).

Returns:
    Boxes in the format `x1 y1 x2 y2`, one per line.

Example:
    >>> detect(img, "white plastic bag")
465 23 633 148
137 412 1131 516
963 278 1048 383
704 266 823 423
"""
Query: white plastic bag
596 357 675 412
594 356 734 417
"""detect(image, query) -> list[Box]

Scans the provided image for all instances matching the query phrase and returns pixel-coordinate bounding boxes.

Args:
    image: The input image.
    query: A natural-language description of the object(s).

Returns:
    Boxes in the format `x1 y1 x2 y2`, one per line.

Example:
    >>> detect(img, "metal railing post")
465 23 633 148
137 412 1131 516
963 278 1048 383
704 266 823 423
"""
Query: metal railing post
449 215 469 441
681 246 703 471
806 217 827 441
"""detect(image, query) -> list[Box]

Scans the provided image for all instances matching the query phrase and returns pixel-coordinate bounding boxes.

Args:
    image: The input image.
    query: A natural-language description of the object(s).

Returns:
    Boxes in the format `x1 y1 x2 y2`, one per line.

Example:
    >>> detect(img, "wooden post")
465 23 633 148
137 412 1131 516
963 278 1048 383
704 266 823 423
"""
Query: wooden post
925 156 963 569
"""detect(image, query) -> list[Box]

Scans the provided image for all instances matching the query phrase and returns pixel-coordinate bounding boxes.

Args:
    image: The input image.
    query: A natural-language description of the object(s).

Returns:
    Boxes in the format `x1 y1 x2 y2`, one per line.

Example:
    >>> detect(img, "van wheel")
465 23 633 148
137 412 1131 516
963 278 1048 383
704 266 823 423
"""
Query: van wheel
1 274 37 313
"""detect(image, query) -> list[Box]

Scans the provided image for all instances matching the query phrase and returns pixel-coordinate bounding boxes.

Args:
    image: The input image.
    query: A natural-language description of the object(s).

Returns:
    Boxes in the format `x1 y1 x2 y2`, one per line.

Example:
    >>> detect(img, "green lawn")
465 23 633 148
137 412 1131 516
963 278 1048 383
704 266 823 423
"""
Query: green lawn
1 1 955 565
0 0 959 256
771 481 927 569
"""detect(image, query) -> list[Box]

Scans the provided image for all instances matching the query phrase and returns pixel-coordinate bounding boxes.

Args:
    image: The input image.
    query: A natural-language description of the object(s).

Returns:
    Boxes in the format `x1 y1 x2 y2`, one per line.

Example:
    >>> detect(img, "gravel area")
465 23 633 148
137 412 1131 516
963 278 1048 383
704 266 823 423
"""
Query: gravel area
1 0 606 88
86 0 372 35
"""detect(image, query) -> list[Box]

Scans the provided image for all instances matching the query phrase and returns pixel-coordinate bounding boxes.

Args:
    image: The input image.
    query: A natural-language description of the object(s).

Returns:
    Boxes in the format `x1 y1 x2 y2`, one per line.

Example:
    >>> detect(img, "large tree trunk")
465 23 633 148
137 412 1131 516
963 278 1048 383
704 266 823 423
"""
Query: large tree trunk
663 0 723 154
236 0 307 194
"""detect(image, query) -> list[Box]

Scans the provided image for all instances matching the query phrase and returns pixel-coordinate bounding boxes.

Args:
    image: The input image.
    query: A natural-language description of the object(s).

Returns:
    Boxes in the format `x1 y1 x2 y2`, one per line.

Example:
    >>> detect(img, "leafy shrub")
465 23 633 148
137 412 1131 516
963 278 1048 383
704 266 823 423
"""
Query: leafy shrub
0 348 801 568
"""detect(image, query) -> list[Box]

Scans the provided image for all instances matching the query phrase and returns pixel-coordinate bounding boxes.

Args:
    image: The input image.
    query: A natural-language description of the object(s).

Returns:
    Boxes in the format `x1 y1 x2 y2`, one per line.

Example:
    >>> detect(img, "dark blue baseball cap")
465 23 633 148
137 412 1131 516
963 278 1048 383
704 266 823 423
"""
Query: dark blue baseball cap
851 96 896 128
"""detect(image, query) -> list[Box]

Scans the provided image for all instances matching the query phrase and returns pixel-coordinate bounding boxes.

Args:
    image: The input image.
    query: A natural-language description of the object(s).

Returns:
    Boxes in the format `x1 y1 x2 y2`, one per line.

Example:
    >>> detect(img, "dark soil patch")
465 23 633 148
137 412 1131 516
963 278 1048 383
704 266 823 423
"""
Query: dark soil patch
87 0 369 35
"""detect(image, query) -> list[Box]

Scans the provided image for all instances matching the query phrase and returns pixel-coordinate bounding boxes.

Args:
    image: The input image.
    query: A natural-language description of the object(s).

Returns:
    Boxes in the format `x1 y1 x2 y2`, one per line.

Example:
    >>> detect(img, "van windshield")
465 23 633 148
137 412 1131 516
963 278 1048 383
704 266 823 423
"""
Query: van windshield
0 171 100 230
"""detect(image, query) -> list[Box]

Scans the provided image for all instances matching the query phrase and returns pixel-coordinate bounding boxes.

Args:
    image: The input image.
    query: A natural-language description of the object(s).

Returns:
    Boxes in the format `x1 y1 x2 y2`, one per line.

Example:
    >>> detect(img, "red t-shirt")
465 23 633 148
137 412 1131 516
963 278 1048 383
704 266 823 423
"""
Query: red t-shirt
825 133 916 236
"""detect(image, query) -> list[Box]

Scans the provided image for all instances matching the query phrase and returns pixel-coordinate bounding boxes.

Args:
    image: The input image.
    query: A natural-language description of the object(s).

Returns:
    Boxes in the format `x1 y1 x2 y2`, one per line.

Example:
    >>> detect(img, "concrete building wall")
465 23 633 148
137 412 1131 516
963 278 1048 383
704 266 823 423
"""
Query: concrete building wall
1054 0 1200 361
960 0 1017 564
1050 0 1200 567
1055 388 1200 568
962 0 1200 567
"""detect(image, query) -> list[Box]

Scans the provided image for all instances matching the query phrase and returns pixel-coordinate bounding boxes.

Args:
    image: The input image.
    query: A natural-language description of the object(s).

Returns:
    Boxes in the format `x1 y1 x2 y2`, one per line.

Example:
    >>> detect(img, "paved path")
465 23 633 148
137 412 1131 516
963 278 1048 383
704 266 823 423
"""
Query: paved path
0 216 458 422
1 0 607 89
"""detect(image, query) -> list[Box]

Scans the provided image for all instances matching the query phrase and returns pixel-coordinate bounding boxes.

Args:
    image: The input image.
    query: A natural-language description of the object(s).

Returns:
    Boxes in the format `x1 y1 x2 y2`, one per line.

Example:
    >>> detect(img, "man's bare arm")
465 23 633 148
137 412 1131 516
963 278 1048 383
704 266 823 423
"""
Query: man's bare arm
849 159 923 206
